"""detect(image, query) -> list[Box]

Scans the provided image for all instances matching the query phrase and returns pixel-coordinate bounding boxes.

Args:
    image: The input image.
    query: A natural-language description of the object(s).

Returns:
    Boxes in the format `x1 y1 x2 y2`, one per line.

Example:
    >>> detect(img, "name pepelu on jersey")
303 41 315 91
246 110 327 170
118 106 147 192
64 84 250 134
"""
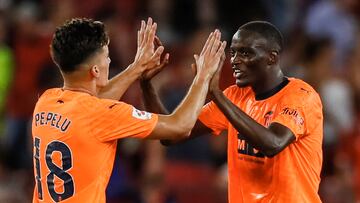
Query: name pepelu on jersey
34 112 71 133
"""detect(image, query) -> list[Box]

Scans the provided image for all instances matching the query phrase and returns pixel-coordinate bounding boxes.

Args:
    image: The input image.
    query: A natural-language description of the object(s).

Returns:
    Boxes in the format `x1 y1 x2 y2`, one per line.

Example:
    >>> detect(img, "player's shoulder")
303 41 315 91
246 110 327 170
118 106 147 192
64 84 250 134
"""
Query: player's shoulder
38 88 129 112
80 96 130 113
287 78 318 95
38 88 62 100
285 77 322 104
223 85 250 98
36 88 64 107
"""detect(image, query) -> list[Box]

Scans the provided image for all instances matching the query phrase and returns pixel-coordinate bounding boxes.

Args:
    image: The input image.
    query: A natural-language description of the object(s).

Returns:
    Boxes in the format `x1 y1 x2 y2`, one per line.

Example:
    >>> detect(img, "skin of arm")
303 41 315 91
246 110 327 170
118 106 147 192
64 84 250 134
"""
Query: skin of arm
98 63 147 100
146 30 227 140
140 70 213 145
140 79 169 114
208 65 295 157
139 36 170 114
140 37 218 144
140 77 212 145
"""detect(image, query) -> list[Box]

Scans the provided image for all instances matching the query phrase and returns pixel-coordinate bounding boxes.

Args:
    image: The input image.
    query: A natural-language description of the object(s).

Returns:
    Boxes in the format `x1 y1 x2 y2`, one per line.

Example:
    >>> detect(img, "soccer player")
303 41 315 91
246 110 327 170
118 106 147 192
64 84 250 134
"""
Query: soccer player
141 21 323 202
31 17 226 203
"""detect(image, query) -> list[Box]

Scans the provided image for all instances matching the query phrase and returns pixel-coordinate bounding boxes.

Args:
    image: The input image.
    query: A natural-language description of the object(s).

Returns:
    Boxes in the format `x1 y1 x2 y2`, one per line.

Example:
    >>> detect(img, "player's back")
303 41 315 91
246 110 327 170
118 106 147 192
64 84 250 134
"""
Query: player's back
32 88 122 203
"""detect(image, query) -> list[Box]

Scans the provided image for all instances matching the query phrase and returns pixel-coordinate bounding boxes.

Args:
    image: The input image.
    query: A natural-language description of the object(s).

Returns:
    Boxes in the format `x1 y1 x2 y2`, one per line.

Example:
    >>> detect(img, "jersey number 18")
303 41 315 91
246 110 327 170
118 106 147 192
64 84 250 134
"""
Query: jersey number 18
34 137 75 202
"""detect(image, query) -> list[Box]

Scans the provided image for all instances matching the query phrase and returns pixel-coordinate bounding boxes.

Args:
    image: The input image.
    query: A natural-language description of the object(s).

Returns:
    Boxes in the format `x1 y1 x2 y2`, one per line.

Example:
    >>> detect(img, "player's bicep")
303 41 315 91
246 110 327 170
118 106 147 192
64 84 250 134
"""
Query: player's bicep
190 120 213 136
268 122 296 148
271 104 306 140
146 114 188 140
93 102 158 141
198 101 228 136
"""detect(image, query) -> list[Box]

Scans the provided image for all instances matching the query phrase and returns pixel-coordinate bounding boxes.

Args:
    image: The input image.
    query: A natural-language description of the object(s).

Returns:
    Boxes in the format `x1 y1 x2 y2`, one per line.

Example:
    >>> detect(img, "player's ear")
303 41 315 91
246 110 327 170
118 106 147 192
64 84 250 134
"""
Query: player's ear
90 65 100 78
267 51 279 65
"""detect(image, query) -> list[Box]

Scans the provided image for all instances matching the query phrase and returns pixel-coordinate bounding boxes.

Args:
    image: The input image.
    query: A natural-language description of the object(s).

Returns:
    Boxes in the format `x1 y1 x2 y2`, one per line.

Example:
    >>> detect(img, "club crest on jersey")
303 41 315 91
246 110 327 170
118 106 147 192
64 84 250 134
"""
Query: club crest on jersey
132 107 152 120
264 111 274 127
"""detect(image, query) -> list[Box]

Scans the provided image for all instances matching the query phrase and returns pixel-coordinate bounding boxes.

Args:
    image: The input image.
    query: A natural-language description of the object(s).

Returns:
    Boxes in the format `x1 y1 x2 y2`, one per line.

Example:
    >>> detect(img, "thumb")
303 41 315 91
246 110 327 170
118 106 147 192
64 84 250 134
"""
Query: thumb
191 63 197 76
193 54 199 61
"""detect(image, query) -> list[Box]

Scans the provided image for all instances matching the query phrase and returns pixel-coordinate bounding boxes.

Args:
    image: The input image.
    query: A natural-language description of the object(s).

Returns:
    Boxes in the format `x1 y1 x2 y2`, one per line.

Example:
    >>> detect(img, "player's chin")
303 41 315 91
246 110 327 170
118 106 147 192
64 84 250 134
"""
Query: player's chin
235 78 250 87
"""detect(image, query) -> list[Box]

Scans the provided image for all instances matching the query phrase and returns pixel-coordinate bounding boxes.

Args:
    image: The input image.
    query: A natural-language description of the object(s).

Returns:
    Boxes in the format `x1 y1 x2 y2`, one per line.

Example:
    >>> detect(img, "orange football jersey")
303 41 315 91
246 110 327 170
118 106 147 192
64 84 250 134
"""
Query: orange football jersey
32 88 158 203
199 78 323 203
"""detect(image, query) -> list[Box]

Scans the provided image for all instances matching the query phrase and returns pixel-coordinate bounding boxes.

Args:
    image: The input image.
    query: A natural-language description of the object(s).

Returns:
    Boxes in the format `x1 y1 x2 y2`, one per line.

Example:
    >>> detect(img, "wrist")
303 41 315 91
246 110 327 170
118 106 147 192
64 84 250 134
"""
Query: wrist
210 86 221 95
128 62 146 77
195 70 212 82
194 74 211 85
140 78 151 85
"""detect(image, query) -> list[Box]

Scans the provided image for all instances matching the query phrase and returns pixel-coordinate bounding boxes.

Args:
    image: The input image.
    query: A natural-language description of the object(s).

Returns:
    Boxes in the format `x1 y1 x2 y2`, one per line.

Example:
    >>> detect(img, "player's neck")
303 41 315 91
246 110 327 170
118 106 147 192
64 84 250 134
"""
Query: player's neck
63 78 97 96
252 70 285 96
62 85 95 96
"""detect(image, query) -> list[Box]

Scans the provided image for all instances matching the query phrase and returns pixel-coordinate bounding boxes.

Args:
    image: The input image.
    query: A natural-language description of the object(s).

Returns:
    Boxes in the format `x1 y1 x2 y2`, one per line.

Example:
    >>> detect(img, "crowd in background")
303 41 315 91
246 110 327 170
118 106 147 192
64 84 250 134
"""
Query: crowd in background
0 0 360 202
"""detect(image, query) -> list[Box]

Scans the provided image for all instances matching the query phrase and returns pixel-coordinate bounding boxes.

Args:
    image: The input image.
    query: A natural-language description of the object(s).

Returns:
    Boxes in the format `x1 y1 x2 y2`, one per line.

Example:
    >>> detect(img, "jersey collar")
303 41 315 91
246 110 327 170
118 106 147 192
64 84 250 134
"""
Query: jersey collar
255 77 290 101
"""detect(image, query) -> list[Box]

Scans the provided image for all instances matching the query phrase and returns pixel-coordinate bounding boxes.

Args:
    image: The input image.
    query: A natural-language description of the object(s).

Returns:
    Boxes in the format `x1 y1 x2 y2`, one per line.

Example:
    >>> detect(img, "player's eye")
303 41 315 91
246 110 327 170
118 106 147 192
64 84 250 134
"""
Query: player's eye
229 49 235 57
241 50 249 57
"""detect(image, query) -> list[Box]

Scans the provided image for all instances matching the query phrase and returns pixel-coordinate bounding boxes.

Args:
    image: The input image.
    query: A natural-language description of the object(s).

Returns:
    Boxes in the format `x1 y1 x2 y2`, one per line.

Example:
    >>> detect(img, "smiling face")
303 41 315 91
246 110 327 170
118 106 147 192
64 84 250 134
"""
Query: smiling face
230 29 272 88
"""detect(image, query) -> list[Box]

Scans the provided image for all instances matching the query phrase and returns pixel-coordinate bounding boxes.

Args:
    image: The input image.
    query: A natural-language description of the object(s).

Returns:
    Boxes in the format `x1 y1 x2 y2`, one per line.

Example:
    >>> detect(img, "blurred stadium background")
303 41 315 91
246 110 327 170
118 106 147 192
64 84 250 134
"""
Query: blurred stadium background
0 0 360 202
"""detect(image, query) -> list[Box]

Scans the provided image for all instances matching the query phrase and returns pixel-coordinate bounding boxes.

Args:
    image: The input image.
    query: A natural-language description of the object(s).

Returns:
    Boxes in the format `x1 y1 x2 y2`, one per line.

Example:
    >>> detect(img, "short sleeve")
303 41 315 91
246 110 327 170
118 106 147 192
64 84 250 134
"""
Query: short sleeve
88 100 158 142
199 87 236 136
271 89 322 140
199 101 228 136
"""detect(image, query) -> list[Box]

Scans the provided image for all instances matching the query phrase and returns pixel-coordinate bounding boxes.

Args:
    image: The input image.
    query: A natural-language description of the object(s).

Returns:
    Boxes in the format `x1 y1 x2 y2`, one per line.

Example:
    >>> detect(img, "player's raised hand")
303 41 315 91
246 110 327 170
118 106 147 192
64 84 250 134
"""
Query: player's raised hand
133 17 167 75
140 36 170 81
193 30 227 80
209 52 226 92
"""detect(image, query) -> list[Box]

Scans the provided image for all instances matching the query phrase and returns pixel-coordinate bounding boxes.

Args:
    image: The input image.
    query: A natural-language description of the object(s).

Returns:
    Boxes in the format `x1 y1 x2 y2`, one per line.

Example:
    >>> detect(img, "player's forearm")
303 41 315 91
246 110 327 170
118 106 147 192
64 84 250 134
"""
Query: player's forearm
160 120 212 145
167 75 211 135
98 64 143 100
211 89 287 157
140 80 169 114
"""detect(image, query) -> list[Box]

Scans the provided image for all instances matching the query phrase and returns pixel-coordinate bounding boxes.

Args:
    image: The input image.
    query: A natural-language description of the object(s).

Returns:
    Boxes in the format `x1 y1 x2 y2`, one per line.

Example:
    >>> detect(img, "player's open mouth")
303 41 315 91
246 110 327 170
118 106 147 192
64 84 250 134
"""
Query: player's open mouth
233 69 246 78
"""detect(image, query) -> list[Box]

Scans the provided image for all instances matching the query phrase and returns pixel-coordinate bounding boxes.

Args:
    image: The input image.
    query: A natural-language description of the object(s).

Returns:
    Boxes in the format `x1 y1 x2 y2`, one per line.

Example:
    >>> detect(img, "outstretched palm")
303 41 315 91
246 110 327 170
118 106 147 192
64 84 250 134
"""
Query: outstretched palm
193 30 227 80
140 36 169 81
133 18 168 80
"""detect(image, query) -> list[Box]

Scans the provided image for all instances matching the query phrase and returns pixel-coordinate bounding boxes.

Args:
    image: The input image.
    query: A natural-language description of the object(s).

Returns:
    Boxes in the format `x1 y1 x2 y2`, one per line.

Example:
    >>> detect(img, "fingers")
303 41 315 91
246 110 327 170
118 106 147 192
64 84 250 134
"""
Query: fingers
148 23 157 45
144 46 164 67
215 41 227 58
146 20 157 47
203 30 220 57
143 17 153 46
153 52 169 71
210 30 221 55
221 52 226 61
154 36 163 48
191 63 197 76
163 53 170 65
152 46 165 65
152 53 169 73
142 53 169 80
140 17 154 48
193 54 199 61
138 20 146 46
200 32 213 56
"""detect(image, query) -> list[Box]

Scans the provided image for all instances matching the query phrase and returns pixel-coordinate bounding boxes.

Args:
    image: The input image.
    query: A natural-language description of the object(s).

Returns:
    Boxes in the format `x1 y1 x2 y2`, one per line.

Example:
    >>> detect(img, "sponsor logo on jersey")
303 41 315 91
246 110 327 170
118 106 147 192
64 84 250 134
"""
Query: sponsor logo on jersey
237 133 265 158
280 107 304 125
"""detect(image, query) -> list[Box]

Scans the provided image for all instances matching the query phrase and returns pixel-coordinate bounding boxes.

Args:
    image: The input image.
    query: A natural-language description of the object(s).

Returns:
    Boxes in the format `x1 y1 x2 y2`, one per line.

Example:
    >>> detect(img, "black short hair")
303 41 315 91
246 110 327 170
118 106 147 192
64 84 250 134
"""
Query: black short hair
51 18 109 73
239 21 284 52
